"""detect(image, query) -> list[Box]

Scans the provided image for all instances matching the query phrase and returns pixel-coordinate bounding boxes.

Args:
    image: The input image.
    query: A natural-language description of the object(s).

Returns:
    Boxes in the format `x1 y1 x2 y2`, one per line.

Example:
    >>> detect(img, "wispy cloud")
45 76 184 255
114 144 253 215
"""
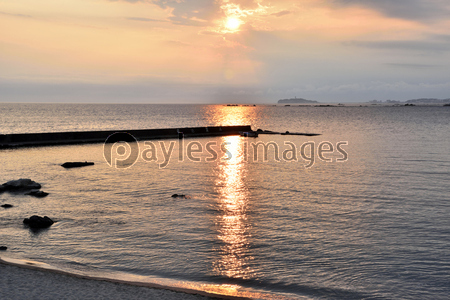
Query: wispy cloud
344 38 450 53
0 11 32 18
126 17 168 22
332 0 450 22
152 0 223 26
270 10 291 17
384 63 441 69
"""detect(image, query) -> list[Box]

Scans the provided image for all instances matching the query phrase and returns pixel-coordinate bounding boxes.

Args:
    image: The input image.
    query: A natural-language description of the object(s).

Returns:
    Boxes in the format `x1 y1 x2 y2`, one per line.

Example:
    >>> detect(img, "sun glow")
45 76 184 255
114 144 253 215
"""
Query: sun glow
225 17 241 31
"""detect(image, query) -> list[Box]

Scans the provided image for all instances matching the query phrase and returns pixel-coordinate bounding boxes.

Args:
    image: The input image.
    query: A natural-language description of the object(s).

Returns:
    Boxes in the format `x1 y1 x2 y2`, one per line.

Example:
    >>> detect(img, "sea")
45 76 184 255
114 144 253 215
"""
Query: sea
0 103 449 299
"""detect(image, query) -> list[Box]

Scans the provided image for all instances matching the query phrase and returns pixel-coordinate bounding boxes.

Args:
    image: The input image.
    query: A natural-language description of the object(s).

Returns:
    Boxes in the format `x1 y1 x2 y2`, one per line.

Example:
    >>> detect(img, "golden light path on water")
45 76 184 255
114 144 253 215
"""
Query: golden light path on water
183 105 276 298
212 134 254 279
208 106 256 279
158 106 284 299
203 105 258 126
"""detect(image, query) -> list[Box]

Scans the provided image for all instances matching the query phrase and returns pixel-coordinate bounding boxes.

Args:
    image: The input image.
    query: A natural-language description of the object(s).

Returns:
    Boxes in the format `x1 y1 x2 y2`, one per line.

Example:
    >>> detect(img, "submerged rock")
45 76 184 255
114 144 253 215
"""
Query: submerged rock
1 204 13 208
61 162 94 168
25 190 49 198
23 215 54 229
1 179 41 191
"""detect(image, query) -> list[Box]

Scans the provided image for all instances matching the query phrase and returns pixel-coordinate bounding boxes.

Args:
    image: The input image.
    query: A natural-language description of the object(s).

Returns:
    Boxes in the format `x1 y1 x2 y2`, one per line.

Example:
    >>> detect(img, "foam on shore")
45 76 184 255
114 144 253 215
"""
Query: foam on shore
0 256 259 300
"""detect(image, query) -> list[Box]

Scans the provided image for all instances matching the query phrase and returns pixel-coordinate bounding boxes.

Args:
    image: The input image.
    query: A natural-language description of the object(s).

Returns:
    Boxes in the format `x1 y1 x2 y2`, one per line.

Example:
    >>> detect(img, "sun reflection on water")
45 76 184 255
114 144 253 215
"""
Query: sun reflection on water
205 105 257 279
203 105 258 127
212 133 255 280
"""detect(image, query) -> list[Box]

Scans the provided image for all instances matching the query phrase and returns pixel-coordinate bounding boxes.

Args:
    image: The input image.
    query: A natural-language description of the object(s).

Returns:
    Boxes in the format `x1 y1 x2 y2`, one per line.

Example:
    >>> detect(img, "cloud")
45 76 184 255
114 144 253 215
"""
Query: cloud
115 0 266 26
434 34 450 42
0 11 32 18
344 35 450 53
0 79 266 103
164 40 191 47
126 17 168 22
270 10 291 17
109 0 150 2
332 0 450 22
149 0 224 26
384 63 441 70
110 0 223 25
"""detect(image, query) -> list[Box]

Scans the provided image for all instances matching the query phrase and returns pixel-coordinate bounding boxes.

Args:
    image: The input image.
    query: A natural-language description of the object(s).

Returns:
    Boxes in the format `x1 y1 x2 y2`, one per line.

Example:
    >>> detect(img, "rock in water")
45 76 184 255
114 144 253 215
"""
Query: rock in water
1 204 13 208
25 190 49 198
171 194 188 198
61 162 94 168
23 215 54 229
1 179 41 191
0 246 7 251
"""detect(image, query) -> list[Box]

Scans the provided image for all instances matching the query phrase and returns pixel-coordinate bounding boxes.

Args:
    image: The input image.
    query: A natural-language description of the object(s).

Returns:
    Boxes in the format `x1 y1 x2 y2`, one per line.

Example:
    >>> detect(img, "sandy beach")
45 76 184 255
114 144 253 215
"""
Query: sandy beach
0 258 246 300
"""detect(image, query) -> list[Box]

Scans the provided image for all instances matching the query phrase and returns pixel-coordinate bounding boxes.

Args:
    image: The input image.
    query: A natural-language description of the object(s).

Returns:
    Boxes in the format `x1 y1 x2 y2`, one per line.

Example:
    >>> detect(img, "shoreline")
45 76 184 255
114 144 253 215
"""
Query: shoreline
0 256 252 300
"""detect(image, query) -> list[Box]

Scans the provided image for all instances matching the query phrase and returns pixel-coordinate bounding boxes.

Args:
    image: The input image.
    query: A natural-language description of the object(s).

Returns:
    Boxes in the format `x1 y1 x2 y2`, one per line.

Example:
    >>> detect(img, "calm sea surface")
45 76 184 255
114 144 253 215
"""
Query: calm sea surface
1 104 449 299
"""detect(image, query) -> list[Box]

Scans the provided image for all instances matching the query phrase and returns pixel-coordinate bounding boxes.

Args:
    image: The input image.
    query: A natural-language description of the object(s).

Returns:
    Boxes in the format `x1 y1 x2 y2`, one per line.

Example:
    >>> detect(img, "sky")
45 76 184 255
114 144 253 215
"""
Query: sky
1 0 450 103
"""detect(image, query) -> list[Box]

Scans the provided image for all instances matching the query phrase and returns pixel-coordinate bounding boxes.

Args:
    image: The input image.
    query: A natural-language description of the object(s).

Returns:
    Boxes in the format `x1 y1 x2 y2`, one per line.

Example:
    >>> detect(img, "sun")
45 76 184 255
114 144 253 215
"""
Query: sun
225 17 241 31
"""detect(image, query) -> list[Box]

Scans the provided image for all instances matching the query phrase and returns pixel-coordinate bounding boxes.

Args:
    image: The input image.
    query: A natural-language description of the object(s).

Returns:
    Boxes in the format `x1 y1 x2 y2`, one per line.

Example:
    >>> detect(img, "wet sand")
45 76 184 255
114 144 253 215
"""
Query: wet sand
0 258 249 300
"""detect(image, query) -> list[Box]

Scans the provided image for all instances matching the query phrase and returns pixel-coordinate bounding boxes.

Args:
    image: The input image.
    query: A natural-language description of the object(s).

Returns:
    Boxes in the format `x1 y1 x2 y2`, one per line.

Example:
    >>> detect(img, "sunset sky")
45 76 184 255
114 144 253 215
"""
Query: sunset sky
1 0 450 103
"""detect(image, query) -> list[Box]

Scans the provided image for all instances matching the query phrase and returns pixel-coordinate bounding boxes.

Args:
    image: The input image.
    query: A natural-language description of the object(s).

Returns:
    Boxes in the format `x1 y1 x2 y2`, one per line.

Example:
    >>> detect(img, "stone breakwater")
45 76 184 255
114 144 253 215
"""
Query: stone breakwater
0 126 253 149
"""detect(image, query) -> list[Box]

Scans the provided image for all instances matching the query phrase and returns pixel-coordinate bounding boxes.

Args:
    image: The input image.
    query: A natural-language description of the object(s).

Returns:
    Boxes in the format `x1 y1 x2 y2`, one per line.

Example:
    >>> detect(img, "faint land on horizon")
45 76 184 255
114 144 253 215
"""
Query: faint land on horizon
278 98 319 104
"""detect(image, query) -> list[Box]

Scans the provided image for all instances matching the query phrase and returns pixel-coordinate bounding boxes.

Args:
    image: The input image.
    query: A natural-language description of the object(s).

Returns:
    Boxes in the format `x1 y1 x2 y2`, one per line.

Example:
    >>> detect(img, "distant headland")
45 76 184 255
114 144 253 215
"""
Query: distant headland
368 98 450 104
278 97 318 104
276 97 450 105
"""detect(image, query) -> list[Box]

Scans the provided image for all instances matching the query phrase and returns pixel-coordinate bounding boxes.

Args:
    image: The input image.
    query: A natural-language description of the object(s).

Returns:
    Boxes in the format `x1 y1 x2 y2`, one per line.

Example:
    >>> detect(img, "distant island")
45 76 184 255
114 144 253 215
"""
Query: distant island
368 98 450 104
278 97 318 104
276 97 450 105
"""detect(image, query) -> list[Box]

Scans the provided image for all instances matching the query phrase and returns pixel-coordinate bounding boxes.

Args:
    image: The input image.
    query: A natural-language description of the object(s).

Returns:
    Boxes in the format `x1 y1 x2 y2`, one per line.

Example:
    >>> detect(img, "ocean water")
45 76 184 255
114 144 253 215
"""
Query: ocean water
0 103 449 299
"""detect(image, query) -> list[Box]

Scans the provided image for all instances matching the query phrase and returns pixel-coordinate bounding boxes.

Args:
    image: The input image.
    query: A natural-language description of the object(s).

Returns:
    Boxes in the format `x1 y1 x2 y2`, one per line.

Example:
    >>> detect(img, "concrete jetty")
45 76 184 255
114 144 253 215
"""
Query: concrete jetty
0 125 253 149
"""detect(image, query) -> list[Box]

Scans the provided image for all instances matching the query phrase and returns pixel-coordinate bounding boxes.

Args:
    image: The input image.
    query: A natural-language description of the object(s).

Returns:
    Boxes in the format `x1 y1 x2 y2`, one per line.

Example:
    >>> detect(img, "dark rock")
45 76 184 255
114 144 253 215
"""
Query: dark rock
0 246 7 251
25 190 49 198
23 215 54 229
1 204 13 208
61 162 94 168
171 194 187 198
1 179 41 191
